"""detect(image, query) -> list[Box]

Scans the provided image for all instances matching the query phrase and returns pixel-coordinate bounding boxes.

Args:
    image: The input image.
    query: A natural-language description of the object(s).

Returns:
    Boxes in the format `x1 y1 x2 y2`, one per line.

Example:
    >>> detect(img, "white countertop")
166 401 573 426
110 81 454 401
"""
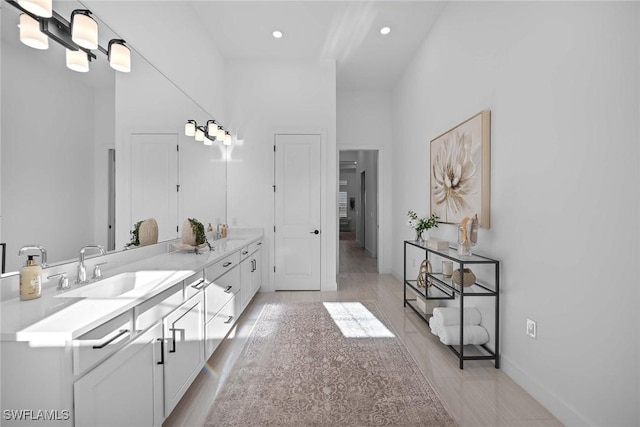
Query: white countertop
0 235 262 344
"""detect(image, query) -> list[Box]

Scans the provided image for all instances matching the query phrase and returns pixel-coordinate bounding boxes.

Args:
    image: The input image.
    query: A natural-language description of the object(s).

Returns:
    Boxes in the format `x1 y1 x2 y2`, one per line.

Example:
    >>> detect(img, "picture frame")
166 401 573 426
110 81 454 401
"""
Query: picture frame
430 110 491 228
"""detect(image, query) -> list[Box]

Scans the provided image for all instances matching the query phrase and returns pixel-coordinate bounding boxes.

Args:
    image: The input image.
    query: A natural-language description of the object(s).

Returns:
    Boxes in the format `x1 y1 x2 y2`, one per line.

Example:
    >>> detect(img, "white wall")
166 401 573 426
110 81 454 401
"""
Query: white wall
337 90 393 272
391 2 640 426
224 59 337 291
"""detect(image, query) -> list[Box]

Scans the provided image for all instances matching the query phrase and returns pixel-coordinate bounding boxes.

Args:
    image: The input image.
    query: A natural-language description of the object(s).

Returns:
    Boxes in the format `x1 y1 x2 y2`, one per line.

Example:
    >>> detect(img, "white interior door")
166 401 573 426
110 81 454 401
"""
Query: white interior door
131 134 179 242
274 134 321 291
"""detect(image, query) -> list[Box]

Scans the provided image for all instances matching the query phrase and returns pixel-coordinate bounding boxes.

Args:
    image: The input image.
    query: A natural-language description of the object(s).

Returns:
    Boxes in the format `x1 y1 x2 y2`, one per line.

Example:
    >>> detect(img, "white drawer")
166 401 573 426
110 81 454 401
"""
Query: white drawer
204 266 239 323
73 310 133 376
205 252 240 282
205 294 239 359
239 246 250 261
184 271 206 300
135 282 184 332
249 239 263 255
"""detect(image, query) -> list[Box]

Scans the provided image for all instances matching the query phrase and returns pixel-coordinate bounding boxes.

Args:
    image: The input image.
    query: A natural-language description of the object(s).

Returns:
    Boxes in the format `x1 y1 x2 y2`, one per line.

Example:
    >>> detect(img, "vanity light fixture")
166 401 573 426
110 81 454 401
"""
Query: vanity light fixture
8 1 133 74
17 0 51 18
223 131 232 146
18 13 48 50
108 39 131 73
66 48 90 73
185 120 197 137
203 134 215 146
71 10 98 50
195 126 205 142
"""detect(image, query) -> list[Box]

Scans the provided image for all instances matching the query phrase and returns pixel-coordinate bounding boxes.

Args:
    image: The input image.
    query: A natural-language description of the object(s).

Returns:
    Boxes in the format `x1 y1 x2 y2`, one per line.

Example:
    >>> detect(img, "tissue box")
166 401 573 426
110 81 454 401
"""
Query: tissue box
427 239 449 251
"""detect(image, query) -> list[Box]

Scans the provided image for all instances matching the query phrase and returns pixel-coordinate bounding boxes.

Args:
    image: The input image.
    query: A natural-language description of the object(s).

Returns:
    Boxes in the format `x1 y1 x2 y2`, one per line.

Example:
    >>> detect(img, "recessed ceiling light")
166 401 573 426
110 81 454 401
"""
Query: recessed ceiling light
380 27 391 35
272 30 283 39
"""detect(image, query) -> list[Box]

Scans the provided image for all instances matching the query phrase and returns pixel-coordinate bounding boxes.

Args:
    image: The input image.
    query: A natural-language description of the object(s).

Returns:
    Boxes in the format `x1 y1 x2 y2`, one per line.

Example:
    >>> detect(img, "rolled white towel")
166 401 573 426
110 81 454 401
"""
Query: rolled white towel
428 316 441 336
438 324 489 346
432 307 482 326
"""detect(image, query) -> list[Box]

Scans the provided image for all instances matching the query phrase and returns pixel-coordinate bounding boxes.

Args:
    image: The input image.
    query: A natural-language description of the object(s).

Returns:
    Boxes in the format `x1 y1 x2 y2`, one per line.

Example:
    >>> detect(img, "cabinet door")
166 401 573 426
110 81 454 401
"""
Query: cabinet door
252 248 262 297
240 257 252 310
164 293 204 416
74 323 163 427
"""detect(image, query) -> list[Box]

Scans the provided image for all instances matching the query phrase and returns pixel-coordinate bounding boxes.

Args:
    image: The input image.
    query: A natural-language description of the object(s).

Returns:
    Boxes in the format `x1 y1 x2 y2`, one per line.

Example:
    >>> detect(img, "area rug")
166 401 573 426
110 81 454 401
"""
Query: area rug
204 301 456 426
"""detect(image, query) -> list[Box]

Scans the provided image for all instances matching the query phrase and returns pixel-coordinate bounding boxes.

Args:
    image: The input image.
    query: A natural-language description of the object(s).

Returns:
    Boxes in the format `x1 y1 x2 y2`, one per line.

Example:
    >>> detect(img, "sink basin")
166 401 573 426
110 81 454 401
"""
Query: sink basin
55 271 176 299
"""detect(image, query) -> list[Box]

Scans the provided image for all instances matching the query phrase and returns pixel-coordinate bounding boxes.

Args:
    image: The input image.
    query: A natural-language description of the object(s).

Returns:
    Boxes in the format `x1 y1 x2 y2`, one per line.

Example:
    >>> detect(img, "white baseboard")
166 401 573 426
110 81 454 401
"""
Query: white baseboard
500 355 592 426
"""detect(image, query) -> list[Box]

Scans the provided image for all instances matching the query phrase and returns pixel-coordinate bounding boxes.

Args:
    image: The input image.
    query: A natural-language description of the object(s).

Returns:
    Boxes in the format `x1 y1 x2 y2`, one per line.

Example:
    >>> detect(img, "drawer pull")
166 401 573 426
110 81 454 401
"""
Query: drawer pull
157 338 165 365
257 242 262 246
242 250 249 255
224 316 234 324
224 285 233 293
223 261 232 268
92 329 129 349
191 279 206 290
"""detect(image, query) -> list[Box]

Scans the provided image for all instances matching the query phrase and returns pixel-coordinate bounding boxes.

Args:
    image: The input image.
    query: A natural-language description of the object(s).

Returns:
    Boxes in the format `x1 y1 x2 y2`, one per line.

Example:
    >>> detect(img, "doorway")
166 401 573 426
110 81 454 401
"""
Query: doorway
338 150 378 274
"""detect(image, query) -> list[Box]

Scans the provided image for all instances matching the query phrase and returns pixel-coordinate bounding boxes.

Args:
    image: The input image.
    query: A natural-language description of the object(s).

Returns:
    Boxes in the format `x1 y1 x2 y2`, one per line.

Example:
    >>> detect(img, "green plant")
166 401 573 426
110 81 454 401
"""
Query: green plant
407 210 439 233
128 220 144 247
187 218 208 246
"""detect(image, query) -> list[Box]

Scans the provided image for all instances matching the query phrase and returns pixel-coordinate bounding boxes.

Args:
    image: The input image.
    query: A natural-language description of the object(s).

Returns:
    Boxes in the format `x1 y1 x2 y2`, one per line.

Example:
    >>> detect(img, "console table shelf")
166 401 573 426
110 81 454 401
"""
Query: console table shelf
403 239 500 369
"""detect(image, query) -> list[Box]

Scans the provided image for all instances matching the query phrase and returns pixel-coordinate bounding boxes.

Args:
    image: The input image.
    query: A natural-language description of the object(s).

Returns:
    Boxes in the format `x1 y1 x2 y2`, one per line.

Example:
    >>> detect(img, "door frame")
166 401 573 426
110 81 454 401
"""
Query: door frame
337 147 384 275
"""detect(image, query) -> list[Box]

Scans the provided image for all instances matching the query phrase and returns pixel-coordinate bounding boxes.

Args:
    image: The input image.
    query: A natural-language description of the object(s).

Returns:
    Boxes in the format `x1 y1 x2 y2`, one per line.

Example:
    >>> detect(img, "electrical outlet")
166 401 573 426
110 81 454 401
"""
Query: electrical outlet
526 318 537 339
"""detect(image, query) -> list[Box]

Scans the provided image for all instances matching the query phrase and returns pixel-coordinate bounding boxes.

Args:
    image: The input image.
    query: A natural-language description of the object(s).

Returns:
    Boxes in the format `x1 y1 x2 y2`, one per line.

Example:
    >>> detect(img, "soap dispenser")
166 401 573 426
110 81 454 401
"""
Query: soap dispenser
20 255 42 301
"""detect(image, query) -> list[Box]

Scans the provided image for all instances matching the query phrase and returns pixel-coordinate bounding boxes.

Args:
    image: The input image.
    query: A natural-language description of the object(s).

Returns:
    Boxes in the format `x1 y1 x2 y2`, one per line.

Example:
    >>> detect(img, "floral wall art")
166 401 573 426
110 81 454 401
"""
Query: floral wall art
430 110 491 228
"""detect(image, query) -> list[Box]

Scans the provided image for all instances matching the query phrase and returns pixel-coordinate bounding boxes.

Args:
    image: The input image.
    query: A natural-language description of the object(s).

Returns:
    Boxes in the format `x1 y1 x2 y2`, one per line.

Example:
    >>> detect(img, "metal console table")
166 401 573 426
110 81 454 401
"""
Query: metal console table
403 240 500 369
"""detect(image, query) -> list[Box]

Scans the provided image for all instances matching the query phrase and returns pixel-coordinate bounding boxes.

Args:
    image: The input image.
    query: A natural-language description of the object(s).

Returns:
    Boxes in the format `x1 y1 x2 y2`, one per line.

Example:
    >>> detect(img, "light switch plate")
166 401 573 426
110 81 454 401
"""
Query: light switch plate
526 318 537 339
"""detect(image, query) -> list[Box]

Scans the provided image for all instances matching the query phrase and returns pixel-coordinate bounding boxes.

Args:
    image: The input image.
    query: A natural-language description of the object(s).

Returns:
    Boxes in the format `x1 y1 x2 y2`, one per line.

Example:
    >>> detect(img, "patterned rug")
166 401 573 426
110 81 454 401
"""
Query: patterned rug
204 302 456 426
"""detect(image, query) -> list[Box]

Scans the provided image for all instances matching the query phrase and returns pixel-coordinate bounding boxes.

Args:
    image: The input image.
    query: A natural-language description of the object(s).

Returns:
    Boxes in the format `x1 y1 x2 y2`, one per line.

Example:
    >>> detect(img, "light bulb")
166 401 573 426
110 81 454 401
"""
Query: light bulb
18 13 48 50
66 49 89 72
71 10 98 50
108 40 130 72
17 0 52 18
195 127 205 142
223 131 232 146
185 120 196 136
207 120 218 136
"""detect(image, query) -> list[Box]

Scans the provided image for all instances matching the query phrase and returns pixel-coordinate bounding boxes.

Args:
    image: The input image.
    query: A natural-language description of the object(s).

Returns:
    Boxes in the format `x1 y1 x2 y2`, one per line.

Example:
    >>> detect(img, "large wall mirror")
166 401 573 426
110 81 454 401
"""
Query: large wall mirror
1 2 227 273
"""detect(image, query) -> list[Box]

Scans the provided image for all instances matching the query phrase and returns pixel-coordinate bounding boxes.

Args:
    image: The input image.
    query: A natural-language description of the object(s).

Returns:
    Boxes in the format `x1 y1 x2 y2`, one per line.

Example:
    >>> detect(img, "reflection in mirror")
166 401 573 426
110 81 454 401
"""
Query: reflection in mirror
0 3 227 273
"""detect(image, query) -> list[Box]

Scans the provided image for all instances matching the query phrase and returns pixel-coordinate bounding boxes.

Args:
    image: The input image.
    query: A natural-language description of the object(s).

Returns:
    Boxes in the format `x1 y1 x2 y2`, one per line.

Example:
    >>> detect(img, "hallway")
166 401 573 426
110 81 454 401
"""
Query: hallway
339 230 377 274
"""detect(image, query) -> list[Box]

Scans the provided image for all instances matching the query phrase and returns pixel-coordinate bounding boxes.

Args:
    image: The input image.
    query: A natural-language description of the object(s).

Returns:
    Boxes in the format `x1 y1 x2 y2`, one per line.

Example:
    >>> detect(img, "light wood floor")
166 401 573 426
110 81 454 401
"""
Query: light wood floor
164 236 563 427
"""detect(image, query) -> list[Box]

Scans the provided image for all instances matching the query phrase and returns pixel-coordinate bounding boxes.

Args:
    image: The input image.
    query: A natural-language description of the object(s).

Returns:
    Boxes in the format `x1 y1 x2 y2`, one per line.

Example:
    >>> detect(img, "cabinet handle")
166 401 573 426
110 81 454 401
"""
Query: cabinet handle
157 338 165 365
224 285 233 293
242 250 249 255
224 316 234 324
257 242 262 246
251 259 256 272
191 278 206 290
223 261 232 268
169 328 184 353
92 329 129 349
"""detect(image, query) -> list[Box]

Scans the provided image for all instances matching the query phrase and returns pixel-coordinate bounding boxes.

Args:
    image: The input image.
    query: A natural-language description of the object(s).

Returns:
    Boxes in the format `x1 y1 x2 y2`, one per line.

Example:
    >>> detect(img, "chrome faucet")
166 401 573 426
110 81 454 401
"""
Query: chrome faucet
77 245 106 284
18 245 47 267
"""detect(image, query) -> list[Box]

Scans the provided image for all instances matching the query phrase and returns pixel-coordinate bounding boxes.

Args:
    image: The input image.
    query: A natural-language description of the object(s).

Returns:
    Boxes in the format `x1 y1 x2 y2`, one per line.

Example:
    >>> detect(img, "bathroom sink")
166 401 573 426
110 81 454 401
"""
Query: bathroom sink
55 271 176 299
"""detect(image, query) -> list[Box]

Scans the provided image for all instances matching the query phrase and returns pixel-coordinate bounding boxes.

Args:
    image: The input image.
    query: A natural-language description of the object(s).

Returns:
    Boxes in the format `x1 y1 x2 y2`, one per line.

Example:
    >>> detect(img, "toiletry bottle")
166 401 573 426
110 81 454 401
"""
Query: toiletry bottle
207 223 213 233
221 224 227 238
20 255 42 301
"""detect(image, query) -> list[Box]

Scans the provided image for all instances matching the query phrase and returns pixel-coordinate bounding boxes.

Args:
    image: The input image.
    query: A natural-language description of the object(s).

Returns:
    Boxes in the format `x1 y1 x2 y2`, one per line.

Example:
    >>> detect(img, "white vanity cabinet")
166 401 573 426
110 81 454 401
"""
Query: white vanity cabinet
163 291 205 416
73 323 164 427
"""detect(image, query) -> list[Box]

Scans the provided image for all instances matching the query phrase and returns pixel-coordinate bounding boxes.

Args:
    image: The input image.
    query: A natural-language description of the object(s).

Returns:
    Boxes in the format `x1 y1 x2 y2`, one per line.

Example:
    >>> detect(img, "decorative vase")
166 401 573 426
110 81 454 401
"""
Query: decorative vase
415 230 425 245
452 268 476 287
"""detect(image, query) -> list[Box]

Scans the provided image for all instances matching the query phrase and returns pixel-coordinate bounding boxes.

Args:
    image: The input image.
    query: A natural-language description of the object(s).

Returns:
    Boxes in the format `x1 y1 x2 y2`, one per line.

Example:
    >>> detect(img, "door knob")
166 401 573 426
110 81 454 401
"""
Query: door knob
310 230 320 235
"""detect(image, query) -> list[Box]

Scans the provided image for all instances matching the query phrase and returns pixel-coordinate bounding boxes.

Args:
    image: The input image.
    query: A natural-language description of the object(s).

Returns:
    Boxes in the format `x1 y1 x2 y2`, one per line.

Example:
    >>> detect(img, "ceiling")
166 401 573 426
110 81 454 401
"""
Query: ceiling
189 1 446 90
